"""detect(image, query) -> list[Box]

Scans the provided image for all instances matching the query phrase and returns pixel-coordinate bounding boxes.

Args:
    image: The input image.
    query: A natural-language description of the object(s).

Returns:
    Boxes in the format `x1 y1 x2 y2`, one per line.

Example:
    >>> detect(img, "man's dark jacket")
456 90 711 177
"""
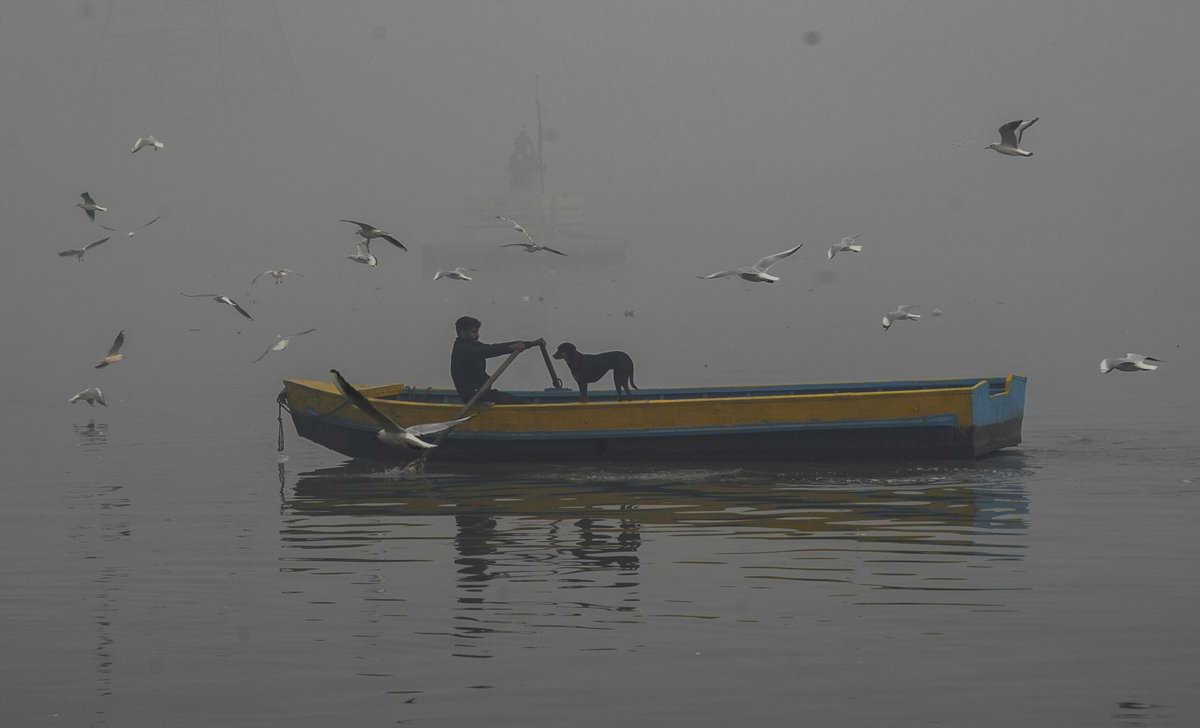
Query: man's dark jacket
450 338 521 402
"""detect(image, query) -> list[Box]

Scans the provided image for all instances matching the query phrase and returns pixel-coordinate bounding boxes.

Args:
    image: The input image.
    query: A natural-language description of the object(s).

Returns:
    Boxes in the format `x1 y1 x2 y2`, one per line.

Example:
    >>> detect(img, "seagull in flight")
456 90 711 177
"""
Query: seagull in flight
94 330 126 368
68 387 108 407
130 135 164 153
699 244 804 283
881 305 921 331
180 293 254 320
827 235 864 261
1100 353 1163 373
250 268 301 286
253 328 317 363
501 240 567 256
77 192 107 221
340 219 407 250
58 236 110 261
346 241 378 267
497 215 536 244
330 368 472 449
434 267 474 281
986 118 1039 157
100 215 160 238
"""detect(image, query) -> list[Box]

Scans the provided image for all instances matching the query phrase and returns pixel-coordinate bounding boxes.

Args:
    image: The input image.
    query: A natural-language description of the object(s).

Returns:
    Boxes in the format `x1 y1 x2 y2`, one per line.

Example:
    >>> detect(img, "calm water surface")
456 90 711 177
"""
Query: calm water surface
3 410 1197 727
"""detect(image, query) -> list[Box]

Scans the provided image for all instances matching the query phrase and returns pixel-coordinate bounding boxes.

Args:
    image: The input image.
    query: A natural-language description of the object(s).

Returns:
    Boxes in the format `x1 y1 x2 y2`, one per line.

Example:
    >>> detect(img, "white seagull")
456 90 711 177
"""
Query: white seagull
827 235 864 261
699 244 804 283
434 267 474 281
94 330 126 368
1100 353 1163 374
180 293 254 320
253 328 317 363
58 236 110 261
131 135 164 153
340 219 407 250
501 240 567 256
251 268 302 286
346 241 378 267
881 305 921 331
68 387 107 407
100 215 160 238
330 368 472 449
986 118 1039 157
77 192 107 221
497 215 536 245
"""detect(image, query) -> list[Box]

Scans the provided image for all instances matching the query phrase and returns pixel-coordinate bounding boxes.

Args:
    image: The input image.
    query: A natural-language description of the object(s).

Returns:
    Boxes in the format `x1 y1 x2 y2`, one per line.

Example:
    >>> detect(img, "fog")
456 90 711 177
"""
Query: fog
3 0 1198 428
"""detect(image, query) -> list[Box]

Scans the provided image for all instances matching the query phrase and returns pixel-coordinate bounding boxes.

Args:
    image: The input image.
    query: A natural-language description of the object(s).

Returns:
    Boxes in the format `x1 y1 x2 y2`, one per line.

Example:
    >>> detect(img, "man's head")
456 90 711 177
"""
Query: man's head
455 315 481 340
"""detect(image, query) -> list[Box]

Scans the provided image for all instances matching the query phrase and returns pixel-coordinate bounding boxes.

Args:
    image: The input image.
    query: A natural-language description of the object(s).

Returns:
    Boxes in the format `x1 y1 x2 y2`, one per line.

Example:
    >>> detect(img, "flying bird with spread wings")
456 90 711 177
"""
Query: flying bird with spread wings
340 220 407 250
986 118 1039 157
94 330 126 368
180 293 254 321
58 236 110 261
699 244 804 283
100 216 160 238
130 135 165 153
77 192 107 221
330 368 472 449
253 328 317 363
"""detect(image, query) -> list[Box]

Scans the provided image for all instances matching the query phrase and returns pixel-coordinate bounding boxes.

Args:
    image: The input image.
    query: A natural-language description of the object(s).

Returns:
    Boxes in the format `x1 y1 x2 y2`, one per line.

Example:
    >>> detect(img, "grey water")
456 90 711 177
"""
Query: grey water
4 400 1198 726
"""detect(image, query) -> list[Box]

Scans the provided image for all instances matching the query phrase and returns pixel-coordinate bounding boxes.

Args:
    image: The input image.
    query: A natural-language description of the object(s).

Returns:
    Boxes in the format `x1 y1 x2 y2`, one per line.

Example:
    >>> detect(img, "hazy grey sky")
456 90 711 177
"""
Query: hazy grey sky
2 0 1197 425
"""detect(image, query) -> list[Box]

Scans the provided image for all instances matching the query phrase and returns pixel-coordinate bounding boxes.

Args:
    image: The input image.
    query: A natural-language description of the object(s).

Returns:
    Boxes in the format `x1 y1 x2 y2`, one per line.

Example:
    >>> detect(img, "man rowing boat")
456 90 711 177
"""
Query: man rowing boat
450 316 543 403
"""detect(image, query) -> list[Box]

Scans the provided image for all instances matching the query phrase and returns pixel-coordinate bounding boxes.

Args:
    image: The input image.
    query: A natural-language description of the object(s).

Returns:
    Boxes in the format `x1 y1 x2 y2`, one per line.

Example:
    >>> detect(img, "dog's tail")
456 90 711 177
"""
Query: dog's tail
630 369 638 390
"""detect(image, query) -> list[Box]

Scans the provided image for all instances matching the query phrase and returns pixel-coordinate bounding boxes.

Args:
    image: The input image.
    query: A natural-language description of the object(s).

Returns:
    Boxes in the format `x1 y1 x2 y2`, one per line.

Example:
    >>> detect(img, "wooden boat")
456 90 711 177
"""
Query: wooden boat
280 374 1027 463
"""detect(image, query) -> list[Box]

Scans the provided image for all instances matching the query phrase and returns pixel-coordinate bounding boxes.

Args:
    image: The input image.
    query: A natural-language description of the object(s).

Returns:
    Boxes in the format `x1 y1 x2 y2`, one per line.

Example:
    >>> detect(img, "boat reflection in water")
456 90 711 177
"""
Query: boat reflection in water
283 456 1031 657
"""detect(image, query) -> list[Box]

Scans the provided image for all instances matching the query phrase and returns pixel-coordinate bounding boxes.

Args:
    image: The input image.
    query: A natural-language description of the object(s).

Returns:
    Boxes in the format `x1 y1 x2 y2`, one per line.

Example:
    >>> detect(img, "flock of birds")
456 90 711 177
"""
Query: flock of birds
64 119 1164 441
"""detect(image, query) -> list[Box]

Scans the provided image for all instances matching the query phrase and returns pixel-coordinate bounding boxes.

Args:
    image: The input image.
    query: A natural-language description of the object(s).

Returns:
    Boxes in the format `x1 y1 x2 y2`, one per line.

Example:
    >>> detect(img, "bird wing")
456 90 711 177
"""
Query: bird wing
131 138 145 153
381 235 407 251
83 236 110 252
252 343 275 363
433 271 444 280
405 416 473 437
998 120 1022 147
541 246 567 256
332 371 401 433
99 224 118 232
699 270 739 279
81 192 95 204
501 242 531 249
225 298 254 320
754 244 803 271
85 208 96 221
58 249 83 257
1015 117 1038 144
339 219 372 231
250 271 268 286
180 292 221 298
135 216 161 230
108 330 125 356
896 305 918 313
826 245 838 260
287 328 317 337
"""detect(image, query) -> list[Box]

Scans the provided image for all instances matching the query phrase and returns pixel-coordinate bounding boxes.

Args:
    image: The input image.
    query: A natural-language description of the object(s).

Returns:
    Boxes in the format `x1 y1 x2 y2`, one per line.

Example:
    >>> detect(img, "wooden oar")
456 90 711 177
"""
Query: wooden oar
537 340 565 389
405 348 524 472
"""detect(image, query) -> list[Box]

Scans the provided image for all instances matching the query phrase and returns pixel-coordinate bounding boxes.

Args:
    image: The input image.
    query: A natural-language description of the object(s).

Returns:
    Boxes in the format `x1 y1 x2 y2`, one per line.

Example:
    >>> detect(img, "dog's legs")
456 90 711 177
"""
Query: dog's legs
579 382 588 402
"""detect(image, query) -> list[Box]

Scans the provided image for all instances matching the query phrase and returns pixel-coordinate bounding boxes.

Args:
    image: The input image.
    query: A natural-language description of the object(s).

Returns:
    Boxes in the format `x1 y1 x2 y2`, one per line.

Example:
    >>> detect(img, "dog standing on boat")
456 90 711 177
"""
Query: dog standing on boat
552 342 638 402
